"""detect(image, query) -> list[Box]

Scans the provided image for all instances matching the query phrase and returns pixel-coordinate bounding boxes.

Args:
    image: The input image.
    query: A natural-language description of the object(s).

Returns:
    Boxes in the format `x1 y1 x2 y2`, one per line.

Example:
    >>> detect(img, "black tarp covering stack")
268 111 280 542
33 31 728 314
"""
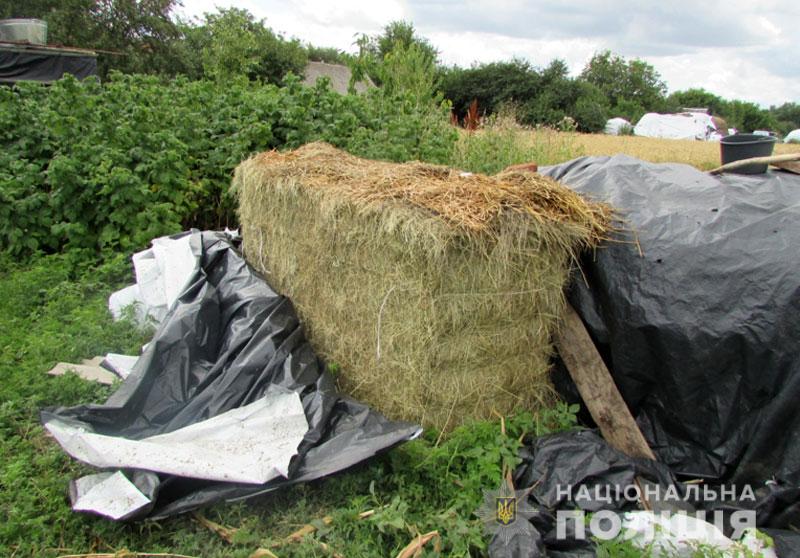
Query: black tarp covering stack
0 43 96 83
492 157 800 558
41 231 420 519
540 156 800 485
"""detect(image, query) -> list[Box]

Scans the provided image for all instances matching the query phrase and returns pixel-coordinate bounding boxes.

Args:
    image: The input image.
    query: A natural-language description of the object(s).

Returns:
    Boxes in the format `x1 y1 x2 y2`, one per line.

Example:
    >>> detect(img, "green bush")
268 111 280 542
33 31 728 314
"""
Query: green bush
451 108 583 174
0 73 456 258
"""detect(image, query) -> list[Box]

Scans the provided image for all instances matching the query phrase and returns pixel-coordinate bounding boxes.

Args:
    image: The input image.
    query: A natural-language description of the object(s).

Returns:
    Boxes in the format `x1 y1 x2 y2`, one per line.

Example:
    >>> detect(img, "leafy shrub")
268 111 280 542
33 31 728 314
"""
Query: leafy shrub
450 107 583 174
0 73 456 258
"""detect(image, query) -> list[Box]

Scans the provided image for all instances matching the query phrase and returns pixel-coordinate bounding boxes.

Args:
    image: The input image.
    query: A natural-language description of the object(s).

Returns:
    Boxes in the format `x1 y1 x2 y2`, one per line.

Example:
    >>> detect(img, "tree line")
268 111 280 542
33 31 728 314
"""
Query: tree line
2 1 797 135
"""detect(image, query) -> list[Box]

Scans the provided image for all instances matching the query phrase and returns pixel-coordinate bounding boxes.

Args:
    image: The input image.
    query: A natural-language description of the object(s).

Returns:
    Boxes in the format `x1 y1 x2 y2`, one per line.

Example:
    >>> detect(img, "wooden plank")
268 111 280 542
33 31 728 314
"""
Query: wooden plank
774 160 800 175
708 153 800 175
554 303 656 461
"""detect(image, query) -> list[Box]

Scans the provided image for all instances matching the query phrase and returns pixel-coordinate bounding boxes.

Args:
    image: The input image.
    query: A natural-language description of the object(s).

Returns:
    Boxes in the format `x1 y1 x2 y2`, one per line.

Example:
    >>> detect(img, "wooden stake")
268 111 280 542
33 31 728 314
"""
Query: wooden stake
554 303 655 461
708 152 800 175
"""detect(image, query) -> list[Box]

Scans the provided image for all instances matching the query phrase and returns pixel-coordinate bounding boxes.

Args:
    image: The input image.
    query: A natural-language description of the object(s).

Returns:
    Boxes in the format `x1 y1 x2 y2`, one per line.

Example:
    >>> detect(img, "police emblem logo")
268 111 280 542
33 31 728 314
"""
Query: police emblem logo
477 478 536 547
496 496 516 525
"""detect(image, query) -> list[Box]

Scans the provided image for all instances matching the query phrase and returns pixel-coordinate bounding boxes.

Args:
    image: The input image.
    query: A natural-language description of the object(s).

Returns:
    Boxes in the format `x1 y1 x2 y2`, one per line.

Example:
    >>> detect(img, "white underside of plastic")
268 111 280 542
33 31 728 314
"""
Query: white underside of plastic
634 112 719 141
108 234 198 326
72 471 152 520
621 511 777 557
46 391 309 484
604 117 631 135
101 353 139 379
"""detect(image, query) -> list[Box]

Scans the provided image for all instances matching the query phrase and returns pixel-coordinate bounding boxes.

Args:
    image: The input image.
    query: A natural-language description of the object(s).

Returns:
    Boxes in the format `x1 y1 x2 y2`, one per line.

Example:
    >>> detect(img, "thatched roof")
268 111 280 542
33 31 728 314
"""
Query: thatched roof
302 61 374 95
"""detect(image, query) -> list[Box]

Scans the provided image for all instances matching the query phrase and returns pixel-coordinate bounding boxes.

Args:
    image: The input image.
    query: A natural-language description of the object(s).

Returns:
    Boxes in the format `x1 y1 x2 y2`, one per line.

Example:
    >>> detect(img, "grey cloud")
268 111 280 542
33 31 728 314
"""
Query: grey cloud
752 47 800 83
409 1 766 54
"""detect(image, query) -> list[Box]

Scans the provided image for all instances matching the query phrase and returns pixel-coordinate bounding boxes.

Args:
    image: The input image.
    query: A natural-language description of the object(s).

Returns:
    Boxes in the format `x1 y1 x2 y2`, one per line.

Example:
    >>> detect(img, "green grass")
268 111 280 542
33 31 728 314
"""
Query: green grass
450 111 585 175
0 253 582 557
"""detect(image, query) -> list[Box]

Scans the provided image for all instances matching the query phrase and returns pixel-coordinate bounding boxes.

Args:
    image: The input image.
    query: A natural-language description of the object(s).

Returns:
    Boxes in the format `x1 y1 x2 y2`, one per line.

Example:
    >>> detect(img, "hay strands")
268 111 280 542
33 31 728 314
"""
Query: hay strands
57 552 197 558
192 512 238 544
395 531 441 558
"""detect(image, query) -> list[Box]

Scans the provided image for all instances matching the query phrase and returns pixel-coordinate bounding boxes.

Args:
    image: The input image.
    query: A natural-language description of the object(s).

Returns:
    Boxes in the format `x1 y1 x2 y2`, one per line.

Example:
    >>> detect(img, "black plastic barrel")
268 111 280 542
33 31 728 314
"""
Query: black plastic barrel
720 134 777 174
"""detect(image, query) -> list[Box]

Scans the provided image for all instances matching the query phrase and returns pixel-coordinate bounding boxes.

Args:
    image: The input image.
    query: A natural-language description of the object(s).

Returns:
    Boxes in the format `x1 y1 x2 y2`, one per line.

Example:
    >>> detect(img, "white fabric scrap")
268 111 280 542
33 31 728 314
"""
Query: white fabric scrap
46 391 308 484
72 471 151 520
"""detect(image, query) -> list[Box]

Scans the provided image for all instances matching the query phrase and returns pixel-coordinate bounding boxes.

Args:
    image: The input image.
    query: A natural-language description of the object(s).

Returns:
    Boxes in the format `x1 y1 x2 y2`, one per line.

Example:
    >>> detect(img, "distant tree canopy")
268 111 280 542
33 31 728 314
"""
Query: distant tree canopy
1 3 790 134
351 20 439 90
306 45 350 65
440 58 610 132
767 102 800 135
580 50 668 123
0 0 185 76
1 0 308 82
666 88 781 133
189 8 307 84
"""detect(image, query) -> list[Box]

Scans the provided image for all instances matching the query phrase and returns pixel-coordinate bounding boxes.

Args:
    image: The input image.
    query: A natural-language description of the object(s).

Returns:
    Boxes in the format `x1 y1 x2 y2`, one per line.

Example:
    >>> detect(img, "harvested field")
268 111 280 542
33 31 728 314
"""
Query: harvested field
235 142 612 431
572 133 800 170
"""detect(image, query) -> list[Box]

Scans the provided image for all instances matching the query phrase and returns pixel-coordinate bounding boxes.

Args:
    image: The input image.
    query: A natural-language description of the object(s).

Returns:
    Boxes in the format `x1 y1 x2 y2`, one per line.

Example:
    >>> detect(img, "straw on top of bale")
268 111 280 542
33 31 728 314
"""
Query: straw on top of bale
236 142 612 431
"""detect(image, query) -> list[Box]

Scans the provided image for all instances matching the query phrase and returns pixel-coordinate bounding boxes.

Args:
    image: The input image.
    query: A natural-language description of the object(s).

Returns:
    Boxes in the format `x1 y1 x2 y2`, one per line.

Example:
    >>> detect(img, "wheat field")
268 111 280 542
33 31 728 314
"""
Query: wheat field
572 133 800 170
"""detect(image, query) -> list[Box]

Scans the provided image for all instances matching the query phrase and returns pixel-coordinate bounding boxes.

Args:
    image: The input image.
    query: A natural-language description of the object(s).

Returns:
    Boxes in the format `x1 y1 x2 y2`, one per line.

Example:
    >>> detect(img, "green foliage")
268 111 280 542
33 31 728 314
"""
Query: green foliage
665 88 782 133
0 0 187 77
0 73 456 258
376 41 439 100
451 108 584 174
440 59 542 122
0 258 582 556
724 99 778 133
306 45 351 65
373 20 438 66
581 50 668 122
572 81 611 133
441 59 609 132
769 102 800 136
667 88 729 117
352 20 438 89
618 123 635 136
194 8 308 84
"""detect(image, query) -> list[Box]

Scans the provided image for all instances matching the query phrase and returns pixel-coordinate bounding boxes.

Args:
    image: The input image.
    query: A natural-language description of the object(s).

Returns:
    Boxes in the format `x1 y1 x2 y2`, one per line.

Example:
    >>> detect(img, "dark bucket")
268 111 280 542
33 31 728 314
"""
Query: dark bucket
720 134 777 174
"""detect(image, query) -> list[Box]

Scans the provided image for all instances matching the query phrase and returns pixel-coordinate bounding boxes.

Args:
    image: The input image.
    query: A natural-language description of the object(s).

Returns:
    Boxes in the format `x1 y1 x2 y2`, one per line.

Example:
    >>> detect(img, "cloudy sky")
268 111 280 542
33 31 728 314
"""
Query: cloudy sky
179 0 800 107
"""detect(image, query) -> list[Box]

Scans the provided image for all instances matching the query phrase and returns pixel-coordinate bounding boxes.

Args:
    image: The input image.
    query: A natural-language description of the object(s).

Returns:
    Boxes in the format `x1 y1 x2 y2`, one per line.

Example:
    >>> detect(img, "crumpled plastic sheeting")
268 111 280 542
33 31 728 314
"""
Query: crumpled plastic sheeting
42 231 421 520
108 233 199 325
489 430 675 558
492 430 793 558
515 430 676 513
70 471 156 520
541 156 800 487
46 391 308 484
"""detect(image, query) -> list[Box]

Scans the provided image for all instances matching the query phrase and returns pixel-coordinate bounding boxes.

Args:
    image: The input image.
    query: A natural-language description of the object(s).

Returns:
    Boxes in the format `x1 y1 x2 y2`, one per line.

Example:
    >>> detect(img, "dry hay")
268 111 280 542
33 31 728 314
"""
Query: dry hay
235 142 613 431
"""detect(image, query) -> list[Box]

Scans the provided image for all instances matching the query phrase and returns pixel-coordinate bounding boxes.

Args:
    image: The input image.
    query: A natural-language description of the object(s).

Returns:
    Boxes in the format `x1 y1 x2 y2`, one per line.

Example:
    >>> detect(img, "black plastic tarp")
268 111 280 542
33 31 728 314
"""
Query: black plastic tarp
0 44 97 83
541 156 800 487
494 430 799 558
492 429 677 558
41 231 419 519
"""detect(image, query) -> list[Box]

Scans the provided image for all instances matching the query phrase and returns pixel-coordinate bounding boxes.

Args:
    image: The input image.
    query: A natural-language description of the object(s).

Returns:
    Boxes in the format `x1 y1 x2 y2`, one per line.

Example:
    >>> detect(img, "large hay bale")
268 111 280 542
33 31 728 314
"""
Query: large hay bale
235 143 611 431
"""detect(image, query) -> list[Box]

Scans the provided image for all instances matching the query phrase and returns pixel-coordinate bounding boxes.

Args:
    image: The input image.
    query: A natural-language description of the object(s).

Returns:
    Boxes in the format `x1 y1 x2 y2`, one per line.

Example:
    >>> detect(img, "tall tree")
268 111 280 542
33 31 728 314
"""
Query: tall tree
353 20 438 87
581 51 667 120
375 20 437 64
0 0 184 76
174 8 307 84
